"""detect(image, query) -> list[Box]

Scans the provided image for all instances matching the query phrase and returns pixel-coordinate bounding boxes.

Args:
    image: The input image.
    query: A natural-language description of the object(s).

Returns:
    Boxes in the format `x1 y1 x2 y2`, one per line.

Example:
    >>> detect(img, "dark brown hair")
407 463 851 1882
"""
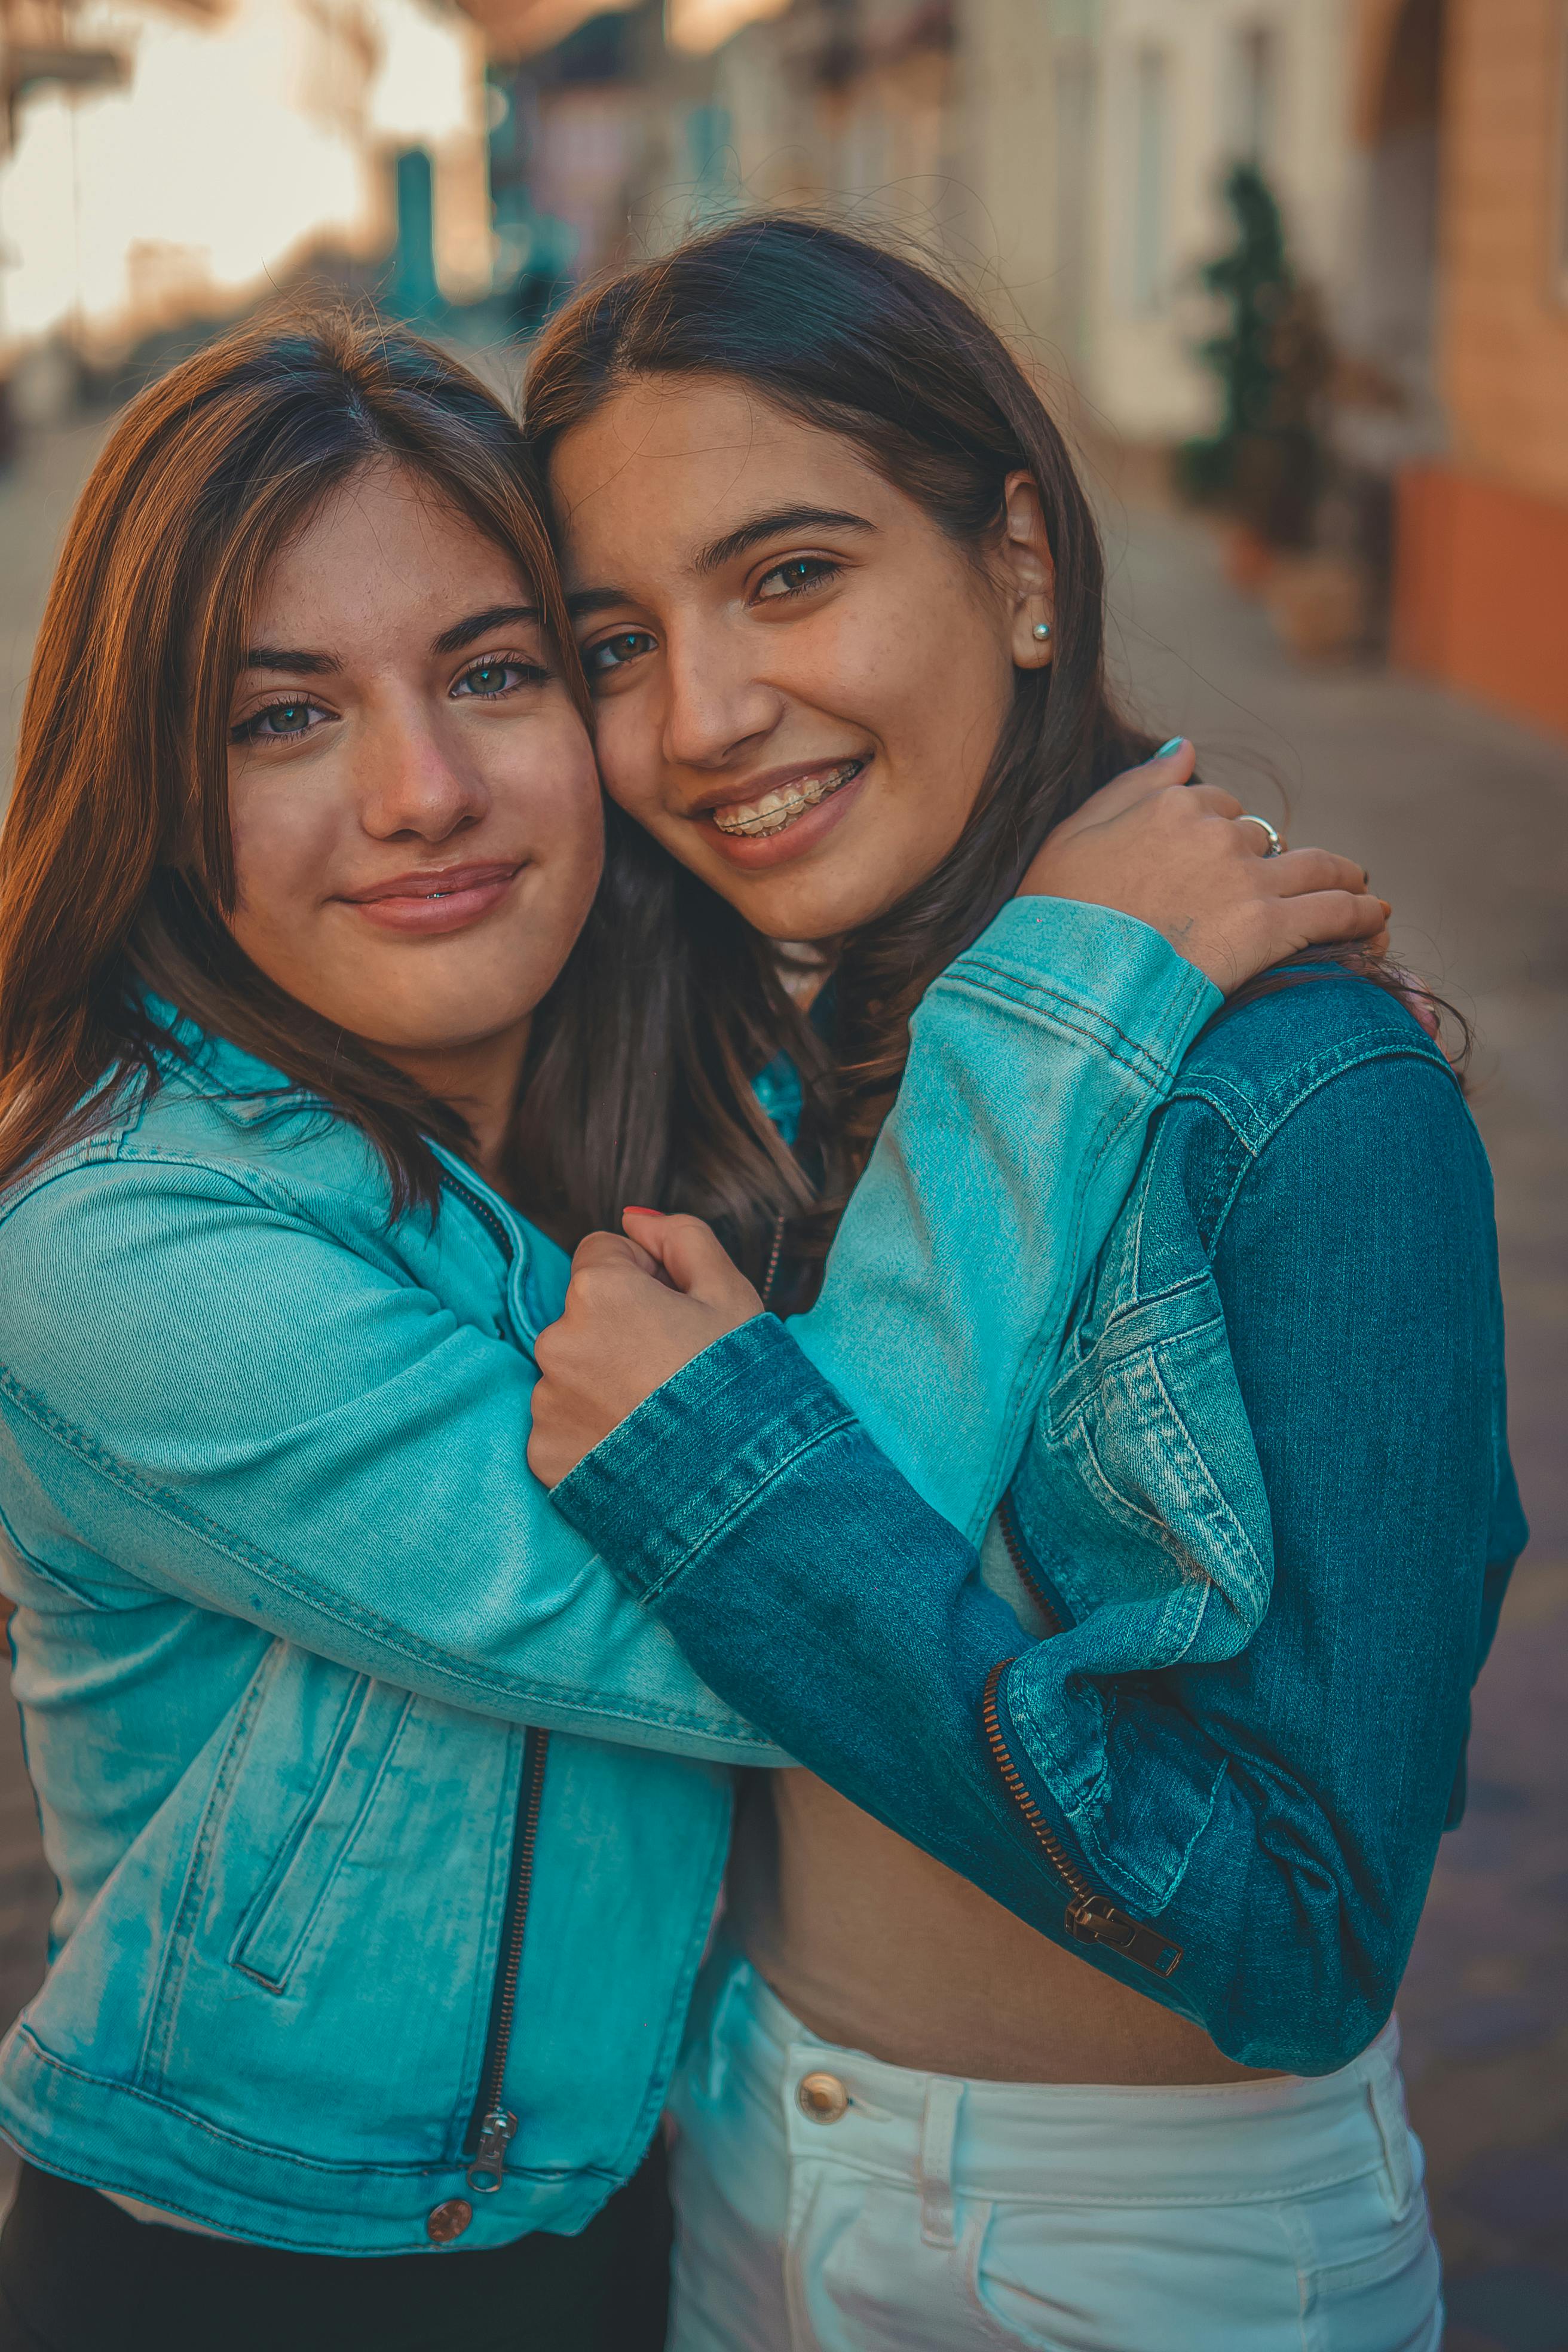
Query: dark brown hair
0 306 589 1210
520 218 1175 1279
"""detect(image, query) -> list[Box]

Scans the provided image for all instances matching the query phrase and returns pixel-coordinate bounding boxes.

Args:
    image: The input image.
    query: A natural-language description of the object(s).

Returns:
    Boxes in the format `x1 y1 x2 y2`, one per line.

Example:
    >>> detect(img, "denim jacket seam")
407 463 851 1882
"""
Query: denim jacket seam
8 2025 519 2181
0 1496 114 1611
613 1412 861 1603
1174 1033 1457 1151
0 1367 773 1748
1200 1044 1464 1251
108 1141 397 1238
0 1084 327 1226
1062 1272 1218 1361
1144 1346 1269 1628
1062 1399 1242 1603
1004 1660 1110 1816
229 1688 417 1995
967 1071 1189 1534
1195 1128 1259 1255
1 1143 347 1245
140 1644 280 2090
941 963 1171 1079
938 958 1198 1091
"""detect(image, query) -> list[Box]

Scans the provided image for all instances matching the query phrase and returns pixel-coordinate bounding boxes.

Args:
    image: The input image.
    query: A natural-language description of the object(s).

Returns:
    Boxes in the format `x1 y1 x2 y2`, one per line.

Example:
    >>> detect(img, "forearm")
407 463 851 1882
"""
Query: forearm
787 899 1220 1540
550 1317 1101 1923
553 1052 1522 2066
0 1169 786 1763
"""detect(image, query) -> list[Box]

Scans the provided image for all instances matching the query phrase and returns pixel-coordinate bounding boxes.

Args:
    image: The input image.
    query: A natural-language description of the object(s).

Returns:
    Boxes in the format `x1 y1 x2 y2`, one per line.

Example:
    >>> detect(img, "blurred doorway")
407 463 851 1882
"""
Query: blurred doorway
1340 0 1448 473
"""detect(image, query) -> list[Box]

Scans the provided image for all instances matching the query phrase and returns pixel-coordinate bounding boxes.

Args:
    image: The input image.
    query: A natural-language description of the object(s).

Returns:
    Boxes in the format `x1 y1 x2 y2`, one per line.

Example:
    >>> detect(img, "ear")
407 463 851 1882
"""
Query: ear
998 471 1056 670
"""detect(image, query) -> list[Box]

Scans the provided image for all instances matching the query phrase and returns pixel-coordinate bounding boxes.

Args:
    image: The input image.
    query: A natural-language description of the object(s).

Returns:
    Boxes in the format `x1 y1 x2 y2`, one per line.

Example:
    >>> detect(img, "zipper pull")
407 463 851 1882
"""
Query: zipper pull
1066 1894 1183 1978
466 2107 517 2194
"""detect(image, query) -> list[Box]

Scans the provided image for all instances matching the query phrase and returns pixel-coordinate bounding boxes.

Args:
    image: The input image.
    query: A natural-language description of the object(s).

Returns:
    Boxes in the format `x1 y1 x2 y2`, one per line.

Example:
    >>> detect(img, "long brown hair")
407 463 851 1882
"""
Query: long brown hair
521 218 1174 1279
0 306 589 1212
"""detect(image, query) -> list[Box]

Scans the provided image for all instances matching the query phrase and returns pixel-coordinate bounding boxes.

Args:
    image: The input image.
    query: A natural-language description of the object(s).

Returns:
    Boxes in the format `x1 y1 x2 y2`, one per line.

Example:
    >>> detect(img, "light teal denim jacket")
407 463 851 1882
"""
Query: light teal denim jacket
0 901 1215 2251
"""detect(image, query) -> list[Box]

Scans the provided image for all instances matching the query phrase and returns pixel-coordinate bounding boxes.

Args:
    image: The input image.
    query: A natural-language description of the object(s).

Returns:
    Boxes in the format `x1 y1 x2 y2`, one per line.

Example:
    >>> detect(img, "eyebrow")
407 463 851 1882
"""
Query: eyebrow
241 647 339 675
430 604 541 656
563 507 877 621
564 586 635 622
240 604 542 673
693 506 875 575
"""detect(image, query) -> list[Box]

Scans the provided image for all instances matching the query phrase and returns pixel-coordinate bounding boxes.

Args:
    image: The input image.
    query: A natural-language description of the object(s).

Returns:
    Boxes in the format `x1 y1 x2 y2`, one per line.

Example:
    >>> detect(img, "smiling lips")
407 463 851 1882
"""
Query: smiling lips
709 760 864 840
342 862 519 935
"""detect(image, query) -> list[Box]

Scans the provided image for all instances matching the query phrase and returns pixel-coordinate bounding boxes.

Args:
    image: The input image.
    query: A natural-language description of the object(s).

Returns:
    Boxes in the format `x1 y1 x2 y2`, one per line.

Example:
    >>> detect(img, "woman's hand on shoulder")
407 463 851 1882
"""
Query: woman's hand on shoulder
1019 739 1388 994
528 1212 764 1488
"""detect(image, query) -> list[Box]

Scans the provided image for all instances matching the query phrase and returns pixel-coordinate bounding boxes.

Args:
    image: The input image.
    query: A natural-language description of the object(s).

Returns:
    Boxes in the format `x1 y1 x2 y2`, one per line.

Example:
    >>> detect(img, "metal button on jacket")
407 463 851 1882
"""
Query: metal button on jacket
797 2070 850 2123
426 2197 473 2244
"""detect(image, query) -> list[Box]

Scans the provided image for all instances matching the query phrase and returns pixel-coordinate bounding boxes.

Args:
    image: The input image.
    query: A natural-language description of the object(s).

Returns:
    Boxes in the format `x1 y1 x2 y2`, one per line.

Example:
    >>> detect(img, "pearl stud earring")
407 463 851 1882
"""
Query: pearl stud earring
1033 621 1052 641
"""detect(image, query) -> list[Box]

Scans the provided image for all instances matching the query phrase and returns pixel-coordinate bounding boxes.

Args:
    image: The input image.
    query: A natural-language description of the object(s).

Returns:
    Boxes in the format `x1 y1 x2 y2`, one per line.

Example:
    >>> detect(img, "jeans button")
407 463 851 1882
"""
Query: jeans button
426 2197 473 2243
797 2070 850 2124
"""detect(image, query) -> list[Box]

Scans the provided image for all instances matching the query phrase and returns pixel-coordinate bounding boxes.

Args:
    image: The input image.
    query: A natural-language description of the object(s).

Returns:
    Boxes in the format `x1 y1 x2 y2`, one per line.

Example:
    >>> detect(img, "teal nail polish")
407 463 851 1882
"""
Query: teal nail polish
1155 736 1185 757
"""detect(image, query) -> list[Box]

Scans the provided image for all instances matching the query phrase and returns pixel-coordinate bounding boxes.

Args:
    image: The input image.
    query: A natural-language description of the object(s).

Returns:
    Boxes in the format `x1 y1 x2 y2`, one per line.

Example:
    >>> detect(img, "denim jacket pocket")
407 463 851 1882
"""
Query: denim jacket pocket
230 1676 414 1992
1033 1278 1273 1663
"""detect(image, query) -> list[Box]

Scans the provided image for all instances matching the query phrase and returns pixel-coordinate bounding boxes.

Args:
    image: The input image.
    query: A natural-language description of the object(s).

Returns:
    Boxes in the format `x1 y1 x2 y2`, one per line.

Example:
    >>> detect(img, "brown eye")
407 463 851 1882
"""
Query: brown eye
584 630 656 679
754 556 839 602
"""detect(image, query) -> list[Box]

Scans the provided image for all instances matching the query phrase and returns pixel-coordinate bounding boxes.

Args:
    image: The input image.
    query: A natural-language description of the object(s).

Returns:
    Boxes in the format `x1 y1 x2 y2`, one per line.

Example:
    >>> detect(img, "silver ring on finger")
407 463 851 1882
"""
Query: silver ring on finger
1236 813 1284 857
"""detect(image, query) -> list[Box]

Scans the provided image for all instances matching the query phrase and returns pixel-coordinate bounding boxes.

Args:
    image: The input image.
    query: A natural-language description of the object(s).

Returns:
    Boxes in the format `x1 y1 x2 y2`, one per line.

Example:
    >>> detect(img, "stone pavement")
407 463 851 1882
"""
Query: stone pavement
0 422 1564 2342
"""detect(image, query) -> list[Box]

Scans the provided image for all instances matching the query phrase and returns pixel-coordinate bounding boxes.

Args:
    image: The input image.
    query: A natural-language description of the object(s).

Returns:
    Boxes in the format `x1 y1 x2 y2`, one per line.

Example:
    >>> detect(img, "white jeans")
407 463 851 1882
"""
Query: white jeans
666 1947 1443 2352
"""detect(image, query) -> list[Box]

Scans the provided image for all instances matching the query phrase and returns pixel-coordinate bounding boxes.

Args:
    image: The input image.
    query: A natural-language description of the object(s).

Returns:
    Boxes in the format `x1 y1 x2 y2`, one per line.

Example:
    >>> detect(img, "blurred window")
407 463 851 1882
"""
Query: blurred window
1557 1 1568 302
1130 45 1169 314
1232 23 1278 164
1054 50 1098 363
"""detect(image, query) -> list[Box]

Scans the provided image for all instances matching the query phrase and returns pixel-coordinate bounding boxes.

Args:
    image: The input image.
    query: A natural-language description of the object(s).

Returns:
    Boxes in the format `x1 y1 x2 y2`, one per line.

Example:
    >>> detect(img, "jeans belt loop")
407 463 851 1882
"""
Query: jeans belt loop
919 2077 964 2249
1367 2063 1417 2221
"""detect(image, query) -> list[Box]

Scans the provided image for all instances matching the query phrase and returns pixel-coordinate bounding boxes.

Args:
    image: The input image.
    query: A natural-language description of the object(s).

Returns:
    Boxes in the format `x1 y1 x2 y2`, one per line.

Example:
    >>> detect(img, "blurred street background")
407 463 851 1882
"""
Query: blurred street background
1 0 1566 2344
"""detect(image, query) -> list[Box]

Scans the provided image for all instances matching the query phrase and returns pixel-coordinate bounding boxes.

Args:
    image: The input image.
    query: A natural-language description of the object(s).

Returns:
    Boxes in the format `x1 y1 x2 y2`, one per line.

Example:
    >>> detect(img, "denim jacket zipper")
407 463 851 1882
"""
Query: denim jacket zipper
982 1494 1183 1980
465 1725 549 2192
437 1167 552 2193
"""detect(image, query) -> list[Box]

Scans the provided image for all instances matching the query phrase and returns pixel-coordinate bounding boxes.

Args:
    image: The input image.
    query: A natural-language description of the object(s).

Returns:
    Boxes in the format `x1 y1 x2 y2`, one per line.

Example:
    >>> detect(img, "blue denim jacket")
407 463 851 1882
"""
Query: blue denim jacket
0 901 1216 2250
557 973 1529 2076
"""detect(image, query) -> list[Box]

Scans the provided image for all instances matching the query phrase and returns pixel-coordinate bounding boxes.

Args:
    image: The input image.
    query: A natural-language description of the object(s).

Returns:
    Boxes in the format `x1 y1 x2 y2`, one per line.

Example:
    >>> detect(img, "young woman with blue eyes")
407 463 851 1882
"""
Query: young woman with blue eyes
0 310 1376 2350
523 218 1524 2352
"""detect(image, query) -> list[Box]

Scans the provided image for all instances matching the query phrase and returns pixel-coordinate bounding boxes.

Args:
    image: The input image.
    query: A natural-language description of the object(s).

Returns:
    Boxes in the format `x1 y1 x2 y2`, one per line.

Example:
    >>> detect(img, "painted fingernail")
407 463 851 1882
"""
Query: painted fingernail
1155 737 1186 758
624 1205 664 1216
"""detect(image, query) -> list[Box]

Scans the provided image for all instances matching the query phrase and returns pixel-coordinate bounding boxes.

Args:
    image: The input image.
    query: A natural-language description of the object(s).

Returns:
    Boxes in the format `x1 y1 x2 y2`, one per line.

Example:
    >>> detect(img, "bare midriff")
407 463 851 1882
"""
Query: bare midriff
728 1768 1282 2087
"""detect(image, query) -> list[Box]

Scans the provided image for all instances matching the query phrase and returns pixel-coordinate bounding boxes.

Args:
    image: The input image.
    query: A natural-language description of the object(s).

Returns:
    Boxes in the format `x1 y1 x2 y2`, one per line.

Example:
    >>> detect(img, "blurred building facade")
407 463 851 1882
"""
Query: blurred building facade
0 0 491 410
1358 0 1568 738
478 0 1566 736
964 0 1356 446
3 0 1562 736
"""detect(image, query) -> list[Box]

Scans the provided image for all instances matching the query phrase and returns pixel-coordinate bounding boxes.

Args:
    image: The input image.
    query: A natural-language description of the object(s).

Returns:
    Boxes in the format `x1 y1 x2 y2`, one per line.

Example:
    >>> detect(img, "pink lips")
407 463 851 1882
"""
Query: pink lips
339 862 520 936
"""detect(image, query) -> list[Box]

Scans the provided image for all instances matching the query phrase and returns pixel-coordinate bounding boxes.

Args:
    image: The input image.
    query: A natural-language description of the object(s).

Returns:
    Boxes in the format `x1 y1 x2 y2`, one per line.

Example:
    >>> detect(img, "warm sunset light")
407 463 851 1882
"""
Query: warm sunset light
0 0 489 359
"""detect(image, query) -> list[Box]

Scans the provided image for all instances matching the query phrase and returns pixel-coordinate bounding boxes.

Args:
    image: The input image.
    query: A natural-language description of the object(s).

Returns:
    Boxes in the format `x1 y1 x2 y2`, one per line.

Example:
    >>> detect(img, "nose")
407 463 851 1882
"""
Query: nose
661 614 784 774
356 688 486 844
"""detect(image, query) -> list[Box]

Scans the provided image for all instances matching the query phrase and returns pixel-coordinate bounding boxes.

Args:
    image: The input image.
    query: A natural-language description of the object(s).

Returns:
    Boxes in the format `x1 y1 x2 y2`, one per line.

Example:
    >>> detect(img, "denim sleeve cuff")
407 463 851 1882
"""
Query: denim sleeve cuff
550 1316 855 1601
938 899 1223 1093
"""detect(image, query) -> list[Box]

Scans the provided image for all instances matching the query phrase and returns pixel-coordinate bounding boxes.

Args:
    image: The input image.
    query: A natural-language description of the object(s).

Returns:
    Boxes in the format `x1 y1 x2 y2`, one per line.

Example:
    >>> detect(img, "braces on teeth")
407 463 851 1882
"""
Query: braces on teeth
711 761 861 839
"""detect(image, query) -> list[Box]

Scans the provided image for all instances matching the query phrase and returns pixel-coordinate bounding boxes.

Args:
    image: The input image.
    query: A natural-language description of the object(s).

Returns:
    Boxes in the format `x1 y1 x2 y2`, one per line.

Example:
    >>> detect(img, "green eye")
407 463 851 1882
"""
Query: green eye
454 658 547 699
235 698 324 744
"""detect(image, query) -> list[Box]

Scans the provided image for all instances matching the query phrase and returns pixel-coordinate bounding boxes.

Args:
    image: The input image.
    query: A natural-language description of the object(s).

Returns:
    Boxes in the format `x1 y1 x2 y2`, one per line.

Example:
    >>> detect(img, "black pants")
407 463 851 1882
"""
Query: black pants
0 2150 672 2352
